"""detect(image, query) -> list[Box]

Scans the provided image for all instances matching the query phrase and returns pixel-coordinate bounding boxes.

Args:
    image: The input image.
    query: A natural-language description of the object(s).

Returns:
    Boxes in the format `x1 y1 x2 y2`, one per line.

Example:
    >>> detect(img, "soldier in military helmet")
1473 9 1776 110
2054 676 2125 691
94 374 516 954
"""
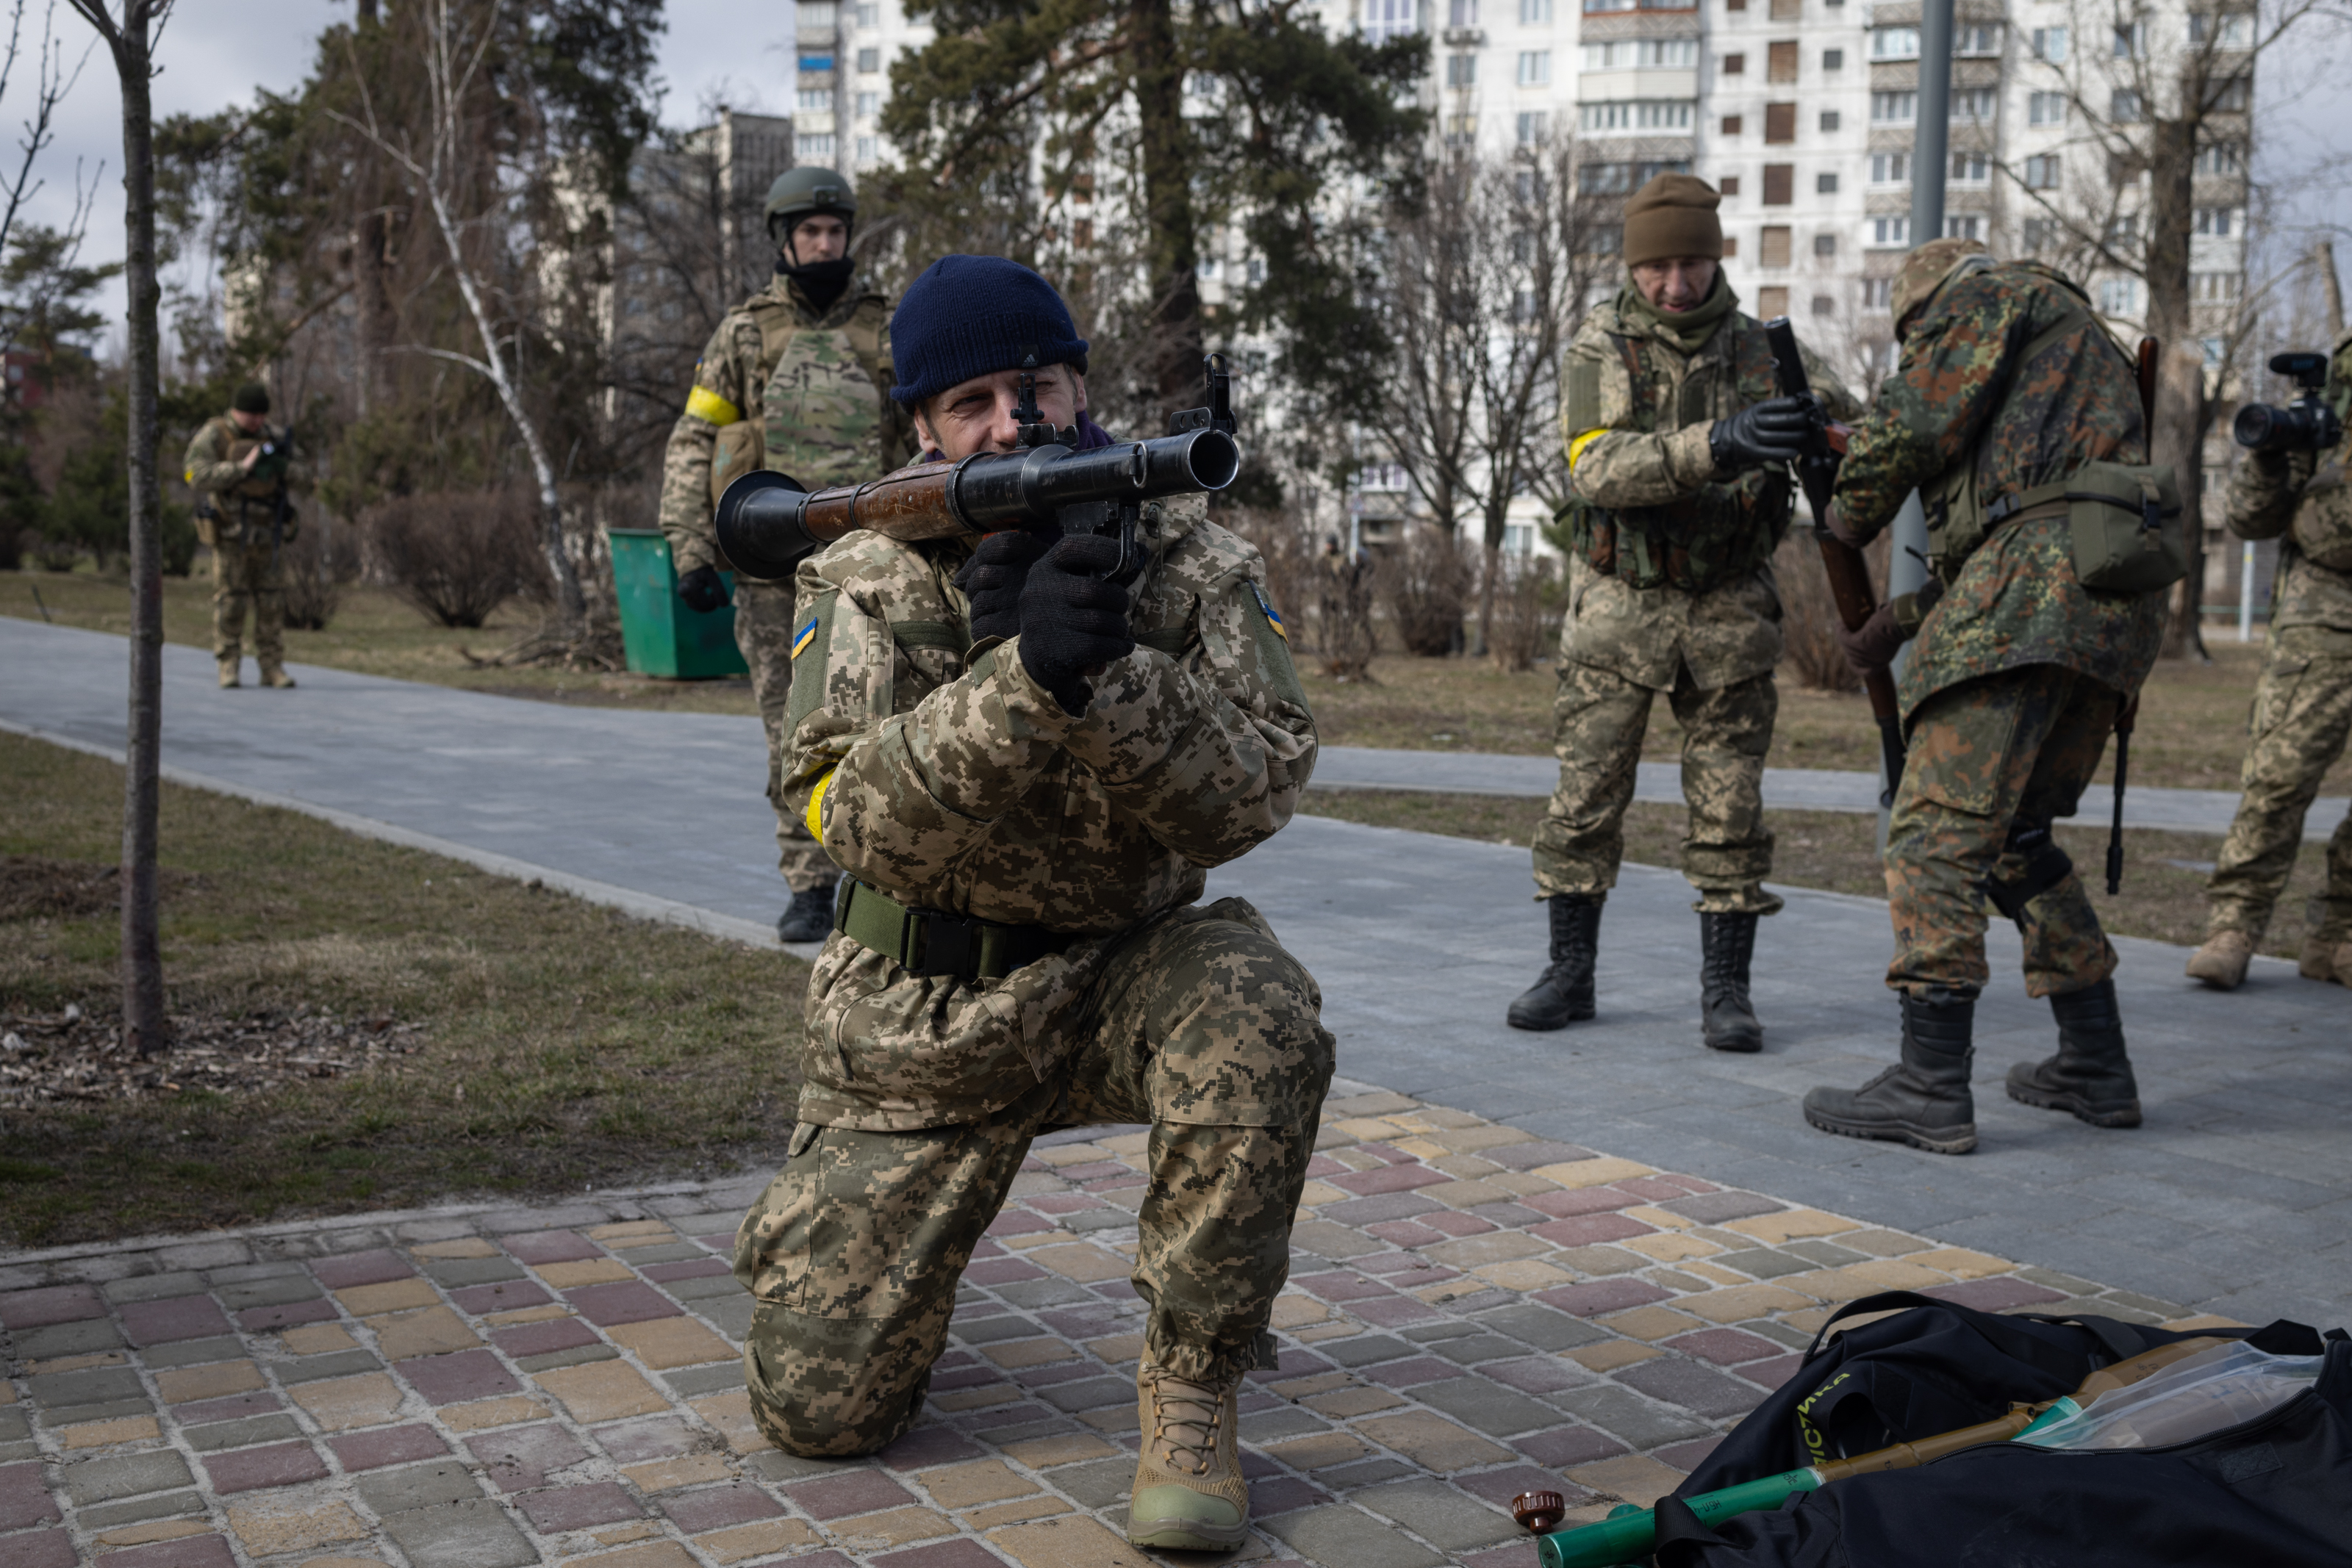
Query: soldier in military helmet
658 166 913 942
729 255 1333 1554
1802 238 2172 1154
183 381 306 688
1512 173 1858 1050
2187 330 2352 991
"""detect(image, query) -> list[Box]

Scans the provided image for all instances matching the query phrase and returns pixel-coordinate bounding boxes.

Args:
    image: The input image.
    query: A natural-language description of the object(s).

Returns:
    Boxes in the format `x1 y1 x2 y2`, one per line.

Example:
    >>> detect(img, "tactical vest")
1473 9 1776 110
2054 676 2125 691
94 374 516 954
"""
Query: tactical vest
1557 324 1792 594
198 416 287 505
1918 267 2184 594
2292 457 2352 572
708 289 891 508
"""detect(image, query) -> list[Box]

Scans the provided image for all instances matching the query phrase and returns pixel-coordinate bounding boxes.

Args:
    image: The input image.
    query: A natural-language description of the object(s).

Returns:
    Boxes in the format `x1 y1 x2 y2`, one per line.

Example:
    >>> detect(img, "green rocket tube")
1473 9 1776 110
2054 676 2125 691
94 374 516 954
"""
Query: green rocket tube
1535 1469 1824 1568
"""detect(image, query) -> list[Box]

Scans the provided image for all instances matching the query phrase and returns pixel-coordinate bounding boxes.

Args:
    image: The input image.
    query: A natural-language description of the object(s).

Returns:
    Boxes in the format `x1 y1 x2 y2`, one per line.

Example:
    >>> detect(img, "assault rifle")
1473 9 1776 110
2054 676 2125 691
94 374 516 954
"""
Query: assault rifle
714 354 1242 584
1761 317 1904 803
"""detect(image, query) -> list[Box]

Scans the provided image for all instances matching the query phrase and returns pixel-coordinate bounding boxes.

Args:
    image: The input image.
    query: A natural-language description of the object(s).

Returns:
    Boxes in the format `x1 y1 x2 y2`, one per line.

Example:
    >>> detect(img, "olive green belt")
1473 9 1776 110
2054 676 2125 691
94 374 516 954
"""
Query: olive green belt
833 880 1071 982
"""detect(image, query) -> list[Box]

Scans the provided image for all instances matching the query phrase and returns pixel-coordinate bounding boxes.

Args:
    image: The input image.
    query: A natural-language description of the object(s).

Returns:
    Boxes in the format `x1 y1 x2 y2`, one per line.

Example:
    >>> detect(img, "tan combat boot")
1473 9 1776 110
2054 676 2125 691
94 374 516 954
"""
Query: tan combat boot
1127 1358 1248 1551
2185 929 2254 990
2300 930 2351 985
260 665 297 688
216 656 241 689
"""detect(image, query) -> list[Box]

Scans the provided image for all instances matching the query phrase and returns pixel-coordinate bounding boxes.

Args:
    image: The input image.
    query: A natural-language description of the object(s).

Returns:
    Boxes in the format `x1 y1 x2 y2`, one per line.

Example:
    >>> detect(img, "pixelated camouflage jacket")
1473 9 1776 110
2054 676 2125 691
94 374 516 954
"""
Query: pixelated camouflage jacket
1834 260 2167 722
780 493 1317 1130
183 415 307 546
1558 285 1860 691
2225 353 2352 655
658 272 913 576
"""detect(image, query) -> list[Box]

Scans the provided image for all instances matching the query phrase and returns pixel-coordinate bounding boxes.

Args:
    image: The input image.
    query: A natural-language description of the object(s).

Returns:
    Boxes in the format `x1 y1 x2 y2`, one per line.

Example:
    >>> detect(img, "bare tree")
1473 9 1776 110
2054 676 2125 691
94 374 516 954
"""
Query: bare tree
334 0 586 624
62 0 168 1057
0 1 100 354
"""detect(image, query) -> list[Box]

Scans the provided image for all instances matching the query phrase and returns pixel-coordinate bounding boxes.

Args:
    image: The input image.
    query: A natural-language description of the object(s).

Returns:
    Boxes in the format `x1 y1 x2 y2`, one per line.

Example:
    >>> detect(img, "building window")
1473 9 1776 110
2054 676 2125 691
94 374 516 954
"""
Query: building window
2032 26 2068 61
1521 0 1554 21
2029 92 2068 126
1072 217 1095 248
1817 171 1839 193
797 85 834 112
1725 0 1743 10
1812 293 1835 317
1955 23 2001 54
1768 40 1799 81
1579 159 1690 193
1446 114 1478 144
1721 113 1743 134
1871 91 1915 123
1815 231 1837 256
1518 51 1552 85
797 132 836 159
1759 284 1790 317
1582 100 1696 131
2023 154 2062 189
1582 223 1624 253
1517 110 1550 143
2210 76 2251 111
1721 51 1745 73
1871 26 1919 59
1448 52 1478 86
1762 166 1793 205
1585 38 1699 68
1361 0 1417 43
1951 151 1988 182
856 91 878 119
1870 151 1909 183
856 47 880 72
1871 215 1910 246
1765 103 1796 142
1720 175 1741 195
2107 213 2140 245
1823 47 1843 68
2113 20 2147 56
1451 0 1478 24
1768 0 1799 19
1819 110 1841 132
1862 277 1893 309
2101 277 2143 314
1953 87 1996 121
2195 206 2241 235
1723 236 1739 256
2190 12 2255 46
2112 89 2146 122
2195 142 2244 173
1945 215 1982 240
2021 217 2059 251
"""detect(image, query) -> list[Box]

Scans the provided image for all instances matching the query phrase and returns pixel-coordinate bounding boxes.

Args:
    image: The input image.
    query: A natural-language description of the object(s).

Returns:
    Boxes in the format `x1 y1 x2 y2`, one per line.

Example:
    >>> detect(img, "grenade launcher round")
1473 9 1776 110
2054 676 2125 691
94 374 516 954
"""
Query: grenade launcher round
714 354 1243 584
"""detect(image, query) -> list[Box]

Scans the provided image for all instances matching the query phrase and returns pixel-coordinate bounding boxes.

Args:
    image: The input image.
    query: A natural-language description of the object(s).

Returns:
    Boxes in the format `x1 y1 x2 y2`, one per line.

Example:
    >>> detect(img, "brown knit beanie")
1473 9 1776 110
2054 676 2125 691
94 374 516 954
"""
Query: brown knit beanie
1622 174 1724 267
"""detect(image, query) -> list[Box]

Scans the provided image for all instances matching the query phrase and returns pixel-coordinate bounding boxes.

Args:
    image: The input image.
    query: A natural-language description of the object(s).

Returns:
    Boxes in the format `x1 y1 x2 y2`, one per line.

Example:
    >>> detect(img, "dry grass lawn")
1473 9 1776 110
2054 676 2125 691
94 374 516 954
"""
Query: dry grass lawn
0 732 805 1248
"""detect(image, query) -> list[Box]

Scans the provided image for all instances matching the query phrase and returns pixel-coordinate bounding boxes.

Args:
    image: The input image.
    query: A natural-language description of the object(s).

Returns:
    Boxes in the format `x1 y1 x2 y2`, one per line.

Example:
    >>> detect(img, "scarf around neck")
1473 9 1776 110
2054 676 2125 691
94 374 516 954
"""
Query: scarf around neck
1620 272 1738 354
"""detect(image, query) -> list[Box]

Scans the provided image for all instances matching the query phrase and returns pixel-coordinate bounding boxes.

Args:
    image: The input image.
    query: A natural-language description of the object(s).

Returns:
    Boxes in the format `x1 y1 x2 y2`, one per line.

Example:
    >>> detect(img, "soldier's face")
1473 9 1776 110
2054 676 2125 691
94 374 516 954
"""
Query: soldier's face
912 364 1086 460
230 409 266 434
1631 257 1718 313
785 215 849 265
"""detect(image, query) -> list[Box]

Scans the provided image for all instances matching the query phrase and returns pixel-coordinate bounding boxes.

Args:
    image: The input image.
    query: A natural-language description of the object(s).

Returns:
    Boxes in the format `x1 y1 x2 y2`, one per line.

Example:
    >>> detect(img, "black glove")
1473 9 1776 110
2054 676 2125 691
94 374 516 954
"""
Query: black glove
677 564 731 614
1835 600 1907 677
952 528 1054 645
1710 396 1818 471
1018 535 1135 715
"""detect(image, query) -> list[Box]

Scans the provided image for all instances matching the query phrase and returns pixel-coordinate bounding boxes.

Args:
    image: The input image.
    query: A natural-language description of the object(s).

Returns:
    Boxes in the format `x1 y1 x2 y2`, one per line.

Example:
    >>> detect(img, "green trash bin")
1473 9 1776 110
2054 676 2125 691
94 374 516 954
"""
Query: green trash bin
606 529 751 679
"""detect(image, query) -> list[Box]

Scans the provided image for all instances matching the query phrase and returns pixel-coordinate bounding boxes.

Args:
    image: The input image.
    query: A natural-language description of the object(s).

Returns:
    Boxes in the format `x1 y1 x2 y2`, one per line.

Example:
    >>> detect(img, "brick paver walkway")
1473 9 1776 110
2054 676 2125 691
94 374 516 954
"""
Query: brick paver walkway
0 1078 2214 1568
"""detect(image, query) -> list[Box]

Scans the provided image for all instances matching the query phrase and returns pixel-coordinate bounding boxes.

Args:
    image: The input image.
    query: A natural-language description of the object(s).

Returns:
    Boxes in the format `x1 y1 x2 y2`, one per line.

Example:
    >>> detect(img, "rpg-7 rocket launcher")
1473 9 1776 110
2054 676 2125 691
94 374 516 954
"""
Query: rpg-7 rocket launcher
714 354 1243 586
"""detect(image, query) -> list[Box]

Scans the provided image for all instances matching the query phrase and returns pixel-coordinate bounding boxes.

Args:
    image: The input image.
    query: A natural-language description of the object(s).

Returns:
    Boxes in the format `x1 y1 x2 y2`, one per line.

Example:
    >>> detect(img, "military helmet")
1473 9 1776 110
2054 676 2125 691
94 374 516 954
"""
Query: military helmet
765 167 856 236
1890 237 1993 336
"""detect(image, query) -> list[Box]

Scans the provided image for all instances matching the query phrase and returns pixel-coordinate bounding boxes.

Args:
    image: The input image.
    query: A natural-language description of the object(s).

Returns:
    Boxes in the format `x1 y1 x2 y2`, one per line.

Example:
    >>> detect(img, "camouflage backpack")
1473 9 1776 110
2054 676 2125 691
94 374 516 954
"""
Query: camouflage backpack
1555 325 1793 594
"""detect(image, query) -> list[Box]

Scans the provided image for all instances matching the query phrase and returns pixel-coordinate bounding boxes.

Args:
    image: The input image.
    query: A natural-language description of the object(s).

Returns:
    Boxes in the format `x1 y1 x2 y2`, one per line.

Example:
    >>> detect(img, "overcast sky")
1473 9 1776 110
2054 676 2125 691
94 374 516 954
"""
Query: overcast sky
27 1 2352 355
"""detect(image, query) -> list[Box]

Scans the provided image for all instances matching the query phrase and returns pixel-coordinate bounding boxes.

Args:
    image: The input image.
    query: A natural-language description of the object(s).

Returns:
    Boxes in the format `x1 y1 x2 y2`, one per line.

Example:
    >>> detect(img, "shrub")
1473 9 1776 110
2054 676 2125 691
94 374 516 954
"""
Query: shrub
1772 531 1889 693
1484 551 1565 672
1385 521 1472 657
364 488 548 628
280 523 345 631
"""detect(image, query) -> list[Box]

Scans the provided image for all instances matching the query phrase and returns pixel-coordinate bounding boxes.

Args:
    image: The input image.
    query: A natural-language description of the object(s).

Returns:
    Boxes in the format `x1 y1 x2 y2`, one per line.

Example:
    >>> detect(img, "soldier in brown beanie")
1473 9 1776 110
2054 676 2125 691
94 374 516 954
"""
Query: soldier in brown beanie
1511 173 1858 1049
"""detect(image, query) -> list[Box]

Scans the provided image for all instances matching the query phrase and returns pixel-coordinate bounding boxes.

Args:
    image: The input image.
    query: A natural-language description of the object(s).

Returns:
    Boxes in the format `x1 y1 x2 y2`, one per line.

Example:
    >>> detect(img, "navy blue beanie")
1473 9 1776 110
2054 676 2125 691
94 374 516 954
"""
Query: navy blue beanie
890 255 1089 407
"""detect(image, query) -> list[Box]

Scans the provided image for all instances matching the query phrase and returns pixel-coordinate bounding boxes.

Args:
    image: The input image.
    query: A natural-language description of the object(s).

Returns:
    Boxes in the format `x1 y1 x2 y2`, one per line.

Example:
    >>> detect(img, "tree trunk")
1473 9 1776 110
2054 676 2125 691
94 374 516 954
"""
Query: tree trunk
2141 111 2205 661
111 3 165 1057
1130 0 1203 423
2319 240 2345 339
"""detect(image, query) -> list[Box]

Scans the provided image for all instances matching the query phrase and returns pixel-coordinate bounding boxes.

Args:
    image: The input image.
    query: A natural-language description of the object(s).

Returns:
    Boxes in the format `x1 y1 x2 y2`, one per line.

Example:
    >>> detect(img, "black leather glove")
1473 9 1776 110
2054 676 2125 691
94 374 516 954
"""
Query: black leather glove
676 564 731 614
1018 534 1135 715
1835 600 1907 678
952 528 1054 646
1710 396 1818 471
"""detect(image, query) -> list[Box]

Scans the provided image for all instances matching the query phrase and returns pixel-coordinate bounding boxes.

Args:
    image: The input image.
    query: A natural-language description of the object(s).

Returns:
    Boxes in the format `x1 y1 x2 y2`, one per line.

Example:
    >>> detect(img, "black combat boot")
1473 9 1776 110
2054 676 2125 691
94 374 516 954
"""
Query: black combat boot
777 882 838 944
1506 895 1602 1031
1699 912 1763 1053
1801 992 1978 1154
2007 978 2142 1128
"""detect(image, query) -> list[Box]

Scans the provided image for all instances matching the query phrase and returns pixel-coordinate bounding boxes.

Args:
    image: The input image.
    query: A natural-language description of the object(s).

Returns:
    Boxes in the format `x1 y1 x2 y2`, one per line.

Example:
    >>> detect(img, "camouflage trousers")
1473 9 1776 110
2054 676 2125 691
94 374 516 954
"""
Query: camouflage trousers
1886 665 2120 999
734 577 836 894
731 899 1335 1458
2205 647 2352 942
211 538 284 666
1532 658 1784 916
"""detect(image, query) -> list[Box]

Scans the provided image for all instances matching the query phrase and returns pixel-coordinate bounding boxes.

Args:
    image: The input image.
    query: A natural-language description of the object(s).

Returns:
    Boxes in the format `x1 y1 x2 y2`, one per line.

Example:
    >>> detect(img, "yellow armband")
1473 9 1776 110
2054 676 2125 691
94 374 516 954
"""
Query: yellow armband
804 767 836 838
684 386 742 426
1566 428 1609 472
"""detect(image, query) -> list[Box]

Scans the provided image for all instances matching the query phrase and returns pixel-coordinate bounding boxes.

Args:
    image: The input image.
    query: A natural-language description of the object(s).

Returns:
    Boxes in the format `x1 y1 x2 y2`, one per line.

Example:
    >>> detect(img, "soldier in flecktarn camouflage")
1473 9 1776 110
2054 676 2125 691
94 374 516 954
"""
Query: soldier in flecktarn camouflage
1801 239 2171 1156
657 167 913 943
184 382 307 689
2185 330 2352 992
1514 173 1858 1051
728 256 1333 1553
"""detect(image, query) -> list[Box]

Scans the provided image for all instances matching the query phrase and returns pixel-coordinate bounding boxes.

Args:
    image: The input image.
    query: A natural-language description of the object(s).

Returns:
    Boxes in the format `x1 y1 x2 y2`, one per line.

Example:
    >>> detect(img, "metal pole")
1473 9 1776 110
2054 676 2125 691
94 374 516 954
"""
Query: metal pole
2238 539 2256 642
1879 0 1954 851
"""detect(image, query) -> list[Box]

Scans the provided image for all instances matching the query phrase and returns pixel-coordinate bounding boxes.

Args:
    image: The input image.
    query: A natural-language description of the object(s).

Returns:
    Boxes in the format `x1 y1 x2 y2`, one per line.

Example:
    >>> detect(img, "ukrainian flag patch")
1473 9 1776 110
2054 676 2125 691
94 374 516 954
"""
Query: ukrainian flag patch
1252 584 1288 641
792 616 820 658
